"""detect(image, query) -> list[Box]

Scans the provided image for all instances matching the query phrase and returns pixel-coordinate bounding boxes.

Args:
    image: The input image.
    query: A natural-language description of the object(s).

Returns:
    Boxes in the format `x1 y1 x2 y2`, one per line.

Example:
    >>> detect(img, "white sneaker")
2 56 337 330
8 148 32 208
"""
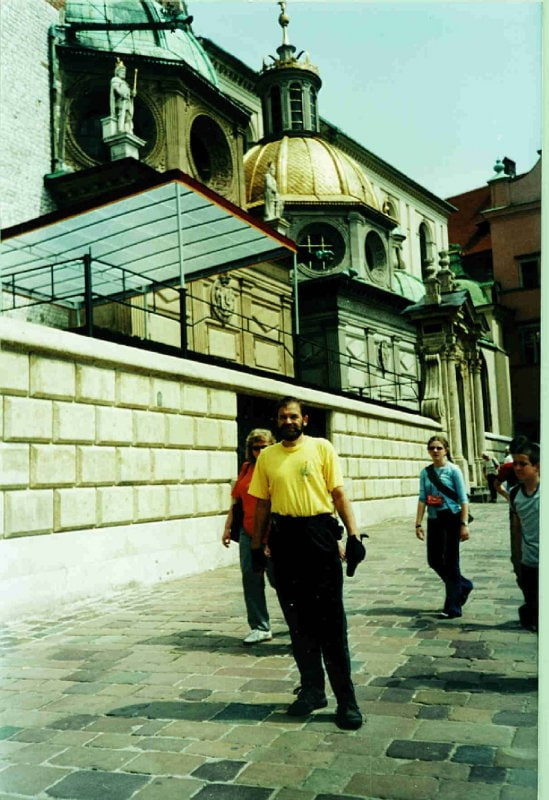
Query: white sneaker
243 629 272 644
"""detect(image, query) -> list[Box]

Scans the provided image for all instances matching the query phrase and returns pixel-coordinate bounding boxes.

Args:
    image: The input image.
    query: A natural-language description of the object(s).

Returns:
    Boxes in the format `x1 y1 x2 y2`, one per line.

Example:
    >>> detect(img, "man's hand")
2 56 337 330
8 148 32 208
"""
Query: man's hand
251 547 267 574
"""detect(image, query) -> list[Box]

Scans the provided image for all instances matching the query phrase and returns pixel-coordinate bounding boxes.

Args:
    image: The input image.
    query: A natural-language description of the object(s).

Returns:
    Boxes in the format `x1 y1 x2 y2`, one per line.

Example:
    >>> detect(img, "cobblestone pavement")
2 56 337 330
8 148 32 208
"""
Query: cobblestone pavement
0 502 538 800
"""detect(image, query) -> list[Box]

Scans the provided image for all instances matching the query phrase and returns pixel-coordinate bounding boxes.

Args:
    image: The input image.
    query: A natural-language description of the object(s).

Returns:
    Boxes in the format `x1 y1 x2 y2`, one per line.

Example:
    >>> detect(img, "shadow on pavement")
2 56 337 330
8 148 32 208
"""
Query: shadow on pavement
137 628 291 656
106 699 280 723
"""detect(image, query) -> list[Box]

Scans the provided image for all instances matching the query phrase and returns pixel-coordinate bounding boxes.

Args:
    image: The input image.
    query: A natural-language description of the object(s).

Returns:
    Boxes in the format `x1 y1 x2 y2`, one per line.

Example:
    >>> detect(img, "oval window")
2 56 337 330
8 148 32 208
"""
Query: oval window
190 115 233 194
365 231 387 271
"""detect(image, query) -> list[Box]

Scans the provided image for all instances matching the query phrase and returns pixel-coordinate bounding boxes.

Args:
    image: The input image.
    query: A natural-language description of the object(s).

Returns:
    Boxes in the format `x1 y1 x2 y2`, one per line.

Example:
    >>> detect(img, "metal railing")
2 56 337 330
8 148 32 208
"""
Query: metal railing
1 257 420 409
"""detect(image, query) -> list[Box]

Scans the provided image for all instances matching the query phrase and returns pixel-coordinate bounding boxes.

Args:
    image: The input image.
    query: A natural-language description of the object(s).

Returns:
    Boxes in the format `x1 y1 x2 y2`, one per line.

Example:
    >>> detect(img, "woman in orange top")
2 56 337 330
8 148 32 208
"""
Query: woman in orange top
222 428 276 644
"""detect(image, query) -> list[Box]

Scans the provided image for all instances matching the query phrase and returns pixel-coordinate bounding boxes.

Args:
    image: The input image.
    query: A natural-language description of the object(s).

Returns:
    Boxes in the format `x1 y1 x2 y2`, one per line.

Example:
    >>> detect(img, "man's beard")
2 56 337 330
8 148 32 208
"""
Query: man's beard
279 424 303 441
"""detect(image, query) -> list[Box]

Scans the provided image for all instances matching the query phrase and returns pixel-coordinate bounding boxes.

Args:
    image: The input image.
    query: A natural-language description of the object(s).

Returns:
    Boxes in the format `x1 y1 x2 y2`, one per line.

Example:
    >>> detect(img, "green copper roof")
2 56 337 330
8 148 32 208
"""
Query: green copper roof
393 270 425 302
454 279 491 306
64 1 218 86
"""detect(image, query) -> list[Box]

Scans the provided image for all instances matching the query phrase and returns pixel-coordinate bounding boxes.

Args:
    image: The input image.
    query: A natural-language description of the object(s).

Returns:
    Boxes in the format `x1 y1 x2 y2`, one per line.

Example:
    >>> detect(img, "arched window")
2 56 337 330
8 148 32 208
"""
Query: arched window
269 86 282 134
309 87 318 130
289 83 303 129
480 353 493 432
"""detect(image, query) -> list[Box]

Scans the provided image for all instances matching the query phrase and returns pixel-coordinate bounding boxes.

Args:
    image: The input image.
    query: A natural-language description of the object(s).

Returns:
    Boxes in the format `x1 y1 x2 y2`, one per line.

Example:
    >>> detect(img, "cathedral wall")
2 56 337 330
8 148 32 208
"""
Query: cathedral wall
0 0 57 227
1 316 438 619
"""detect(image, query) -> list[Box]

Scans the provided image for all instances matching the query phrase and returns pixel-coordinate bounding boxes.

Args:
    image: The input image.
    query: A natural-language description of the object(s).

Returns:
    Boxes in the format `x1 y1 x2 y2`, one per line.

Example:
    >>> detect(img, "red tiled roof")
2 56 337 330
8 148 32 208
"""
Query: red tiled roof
446 185 492 256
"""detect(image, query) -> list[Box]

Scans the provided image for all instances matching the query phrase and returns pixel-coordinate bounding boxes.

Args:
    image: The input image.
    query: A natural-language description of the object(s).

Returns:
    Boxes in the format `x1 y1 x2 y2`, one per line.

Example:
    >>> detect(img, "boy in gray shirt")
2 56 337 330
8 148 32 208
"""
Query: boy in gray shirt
509 441 540 632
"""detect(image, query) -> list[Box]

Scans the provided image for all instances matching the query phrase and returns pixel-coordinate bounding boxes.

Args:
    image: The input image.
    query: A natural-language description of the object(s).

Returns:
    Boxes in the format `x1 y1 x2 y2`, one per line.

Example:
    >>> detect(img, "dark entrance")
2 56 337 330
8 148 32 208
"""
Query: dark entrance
236 394 327 465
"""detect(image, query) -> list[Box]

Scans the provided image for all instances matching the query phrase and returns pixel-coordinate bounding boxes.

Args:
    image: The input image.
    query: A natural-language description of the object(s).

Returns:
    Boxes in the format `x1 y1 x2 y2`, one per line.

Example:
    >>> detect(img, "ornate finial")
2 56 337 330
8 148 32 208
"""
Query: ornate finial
493 159 505 176
437 250 456 293
278 1 290 46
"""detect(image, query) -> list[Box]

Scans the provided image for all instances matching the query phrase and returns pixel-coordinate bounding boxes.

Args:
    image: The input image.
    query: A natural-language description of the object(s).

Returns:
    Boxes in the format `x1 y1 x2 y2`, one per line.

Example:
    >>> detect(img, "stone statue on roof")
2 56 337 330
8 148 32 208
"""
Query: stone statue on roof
264 161 283 220
110 58 136 134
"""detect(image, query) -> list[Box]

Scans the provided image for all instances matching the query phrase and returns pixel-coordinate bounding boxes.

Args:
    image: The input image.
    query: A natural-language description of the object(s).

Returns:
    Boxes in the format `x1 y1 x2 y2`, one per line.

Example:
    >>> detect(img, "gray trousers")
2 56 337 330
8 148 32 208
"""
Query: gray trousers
239 532 275 631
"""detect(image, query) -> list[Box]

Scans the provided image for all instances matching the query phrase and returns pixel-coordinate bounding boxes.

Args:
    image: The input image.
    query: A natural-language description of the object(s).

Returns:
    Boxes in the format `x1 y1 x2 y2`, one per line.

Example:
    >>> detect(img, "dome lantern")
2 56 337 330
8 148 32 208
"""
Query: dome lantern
257 1 322 139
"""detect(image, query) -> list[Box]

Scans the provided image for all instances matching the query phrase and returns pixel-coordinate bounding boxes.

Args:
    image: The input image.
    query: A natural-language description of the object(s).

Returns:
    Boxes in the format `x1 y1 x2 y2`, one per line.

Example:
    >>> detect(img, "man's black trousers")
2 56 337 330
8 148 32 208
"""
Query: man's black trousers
269 514 355 703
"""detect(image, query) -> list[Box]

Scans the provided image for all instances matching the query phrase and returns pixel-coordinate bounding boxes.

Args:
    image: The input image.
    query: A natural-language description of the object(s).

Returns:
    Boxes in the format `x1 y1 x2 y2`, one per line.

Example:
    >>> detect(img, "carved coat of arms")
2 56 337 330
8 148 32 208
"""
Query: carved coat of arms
211 276 236 324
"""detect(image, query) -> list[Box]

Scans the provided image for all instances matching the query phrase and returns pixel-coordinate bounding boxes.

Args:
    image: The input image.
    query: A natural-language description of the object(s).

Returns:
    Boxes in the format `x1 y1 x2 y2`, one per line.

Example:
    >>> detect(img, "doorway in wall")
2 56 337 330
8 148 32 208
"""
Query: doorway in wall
236 394 327 464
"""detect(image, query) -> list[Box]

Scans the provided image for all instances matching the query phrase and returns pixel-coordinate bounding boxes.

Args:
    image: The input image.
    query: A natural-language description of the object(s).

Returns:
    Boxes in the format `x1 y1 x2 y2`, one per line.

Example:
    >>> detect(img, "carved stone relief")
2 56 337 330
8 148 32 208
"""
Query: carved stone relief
211 276 236 324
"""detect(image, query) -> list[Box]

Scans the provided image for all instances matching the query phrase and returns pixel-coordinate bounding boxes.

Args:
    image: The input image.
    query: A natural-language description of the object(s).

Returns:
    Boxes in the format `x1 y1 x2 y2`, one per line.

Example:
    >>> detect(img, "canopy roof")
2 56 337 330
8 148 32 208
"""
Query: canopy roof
0 170 297 308
63 0 219 86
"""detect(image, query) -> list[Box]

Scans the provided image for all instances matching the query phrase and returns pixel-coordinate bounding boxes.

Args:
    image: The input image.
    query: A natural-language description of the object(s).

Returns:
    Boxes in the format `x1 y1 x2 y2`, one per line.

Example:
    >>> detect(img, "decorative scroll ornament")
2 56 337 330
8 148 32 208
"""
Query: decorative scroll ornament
211 276 236 324
421 353 444 421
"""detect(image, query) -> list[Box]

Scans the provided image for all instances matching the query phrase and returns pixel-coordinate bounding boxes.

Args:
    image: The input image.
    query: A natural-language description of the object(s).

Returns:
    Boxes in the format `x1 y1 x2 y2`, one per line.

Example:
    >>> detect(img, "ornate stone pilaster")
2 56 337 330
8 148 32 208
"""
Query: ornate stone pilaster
444 346 465 469
390 335 400 403
364 327 374 393
471 356 487 485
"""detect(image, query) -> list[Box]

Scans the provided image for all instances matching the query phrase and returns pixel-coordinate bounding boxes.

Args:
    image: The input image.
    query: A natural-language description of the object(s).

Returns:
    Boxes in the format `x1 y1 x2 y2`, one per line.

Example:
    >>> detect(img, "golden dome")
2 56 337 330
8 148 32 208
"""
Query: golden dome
244 136 379 210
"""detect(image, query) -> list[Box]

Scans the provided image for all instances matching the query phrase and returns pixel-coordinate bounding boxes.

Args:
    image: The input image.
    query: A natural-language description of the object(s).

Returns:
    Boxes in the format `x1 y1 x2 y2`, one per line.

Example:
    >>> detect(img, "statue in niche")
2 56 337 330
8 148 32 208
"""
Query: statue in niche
264 161 282 220
110 58 136 134
377 340 391 374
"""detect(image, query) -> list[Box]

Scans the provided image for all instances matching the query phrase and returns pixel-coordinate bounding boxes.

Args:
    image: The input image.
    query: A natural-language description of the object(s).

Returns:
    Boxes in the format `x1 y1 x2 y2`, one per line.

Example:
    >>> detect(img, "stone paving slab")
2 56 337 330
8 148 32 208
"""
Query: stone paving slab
0 503 539 799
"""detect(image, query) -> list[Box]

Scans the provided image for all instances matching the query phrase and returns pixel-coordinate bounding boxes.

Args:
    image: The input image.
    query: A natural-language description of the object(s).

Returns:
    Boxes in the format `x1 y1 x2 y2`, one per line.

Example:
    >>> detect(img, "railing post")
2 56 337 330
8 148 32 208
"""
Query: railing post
179 286 187 354
83 253 93 336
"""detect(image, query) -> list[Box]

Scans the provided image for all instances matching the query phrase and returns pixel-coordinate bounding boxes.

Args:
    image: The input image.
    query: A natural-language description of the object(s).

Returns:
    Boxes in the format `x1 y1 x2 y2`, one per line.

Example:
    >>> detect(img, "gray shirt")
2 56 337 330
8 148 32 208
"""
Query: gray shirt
510 484 540 567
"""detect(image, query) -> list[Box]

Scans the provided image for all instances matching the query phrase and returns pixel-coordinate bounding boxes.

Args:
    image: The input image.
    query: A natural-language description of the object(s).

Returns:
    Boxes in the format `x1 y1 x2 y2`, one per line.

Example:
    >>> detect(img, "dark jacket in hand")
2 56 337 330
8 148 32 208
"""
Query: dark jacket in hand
345 534 367 577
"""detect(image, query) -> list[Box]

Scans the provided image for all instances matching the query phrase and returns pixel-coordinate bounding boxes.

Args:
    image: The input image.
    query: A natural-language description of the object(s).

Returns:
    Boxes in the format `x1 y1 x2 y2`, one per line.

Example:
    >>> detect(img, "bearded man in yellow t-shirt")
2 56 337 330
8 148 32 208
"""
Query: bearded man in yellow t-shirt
249 396 363 730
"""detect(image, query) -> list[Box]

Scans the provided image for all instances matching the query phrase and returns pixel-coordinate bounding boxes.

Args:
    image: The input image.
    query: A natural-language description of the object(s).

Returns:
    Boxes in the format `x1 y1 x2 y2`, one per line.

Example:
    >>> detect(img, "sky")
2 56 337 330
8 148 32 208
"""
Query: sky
189 0 542 200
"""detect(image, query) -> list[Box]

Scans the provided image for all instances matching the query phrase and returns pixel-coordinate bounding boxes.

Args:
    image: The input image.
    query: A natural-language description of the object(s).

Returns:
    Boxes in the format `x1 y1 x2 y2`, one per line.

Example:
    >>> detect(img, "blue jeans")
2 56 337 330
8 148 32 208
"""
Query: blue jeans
239 532 275 631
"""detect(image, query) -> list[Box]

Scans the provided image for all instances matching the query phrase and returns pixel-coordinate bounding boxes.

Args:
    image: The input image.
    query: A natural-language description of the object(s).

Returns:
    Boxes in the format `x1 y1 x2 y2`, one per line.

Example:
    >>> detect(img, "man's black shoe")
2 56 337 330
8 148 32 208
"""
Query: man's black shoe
335 701 363 730
287 688 328 716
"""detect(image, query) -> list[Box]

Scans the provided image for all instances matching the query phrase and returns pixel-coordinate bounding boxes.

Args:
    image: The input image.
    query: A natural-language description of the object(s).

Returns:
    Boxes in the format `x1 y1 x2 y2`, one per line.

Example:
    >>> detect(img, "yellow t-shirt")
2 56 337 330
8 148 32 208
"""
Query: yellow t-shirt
248 436 343 516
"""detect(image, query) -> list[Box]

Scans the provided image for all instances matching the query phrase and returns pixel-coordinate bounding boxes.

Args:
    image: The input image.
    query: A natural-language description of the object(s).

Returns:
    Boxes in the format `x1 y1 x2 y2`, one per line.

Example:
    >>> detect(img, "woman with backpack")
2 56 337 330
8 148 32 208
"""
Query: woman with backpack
414 435 473 619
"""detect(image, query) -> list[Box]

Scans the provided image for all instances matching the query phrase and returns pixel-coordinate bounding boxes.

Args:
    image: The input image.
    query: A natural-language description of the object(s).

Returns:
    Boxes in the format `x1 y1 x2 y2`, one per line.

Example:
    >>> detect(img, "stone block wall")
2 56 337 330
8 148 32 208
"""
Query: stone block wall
1 351 237 539
1 317 439 618
330 413 435 522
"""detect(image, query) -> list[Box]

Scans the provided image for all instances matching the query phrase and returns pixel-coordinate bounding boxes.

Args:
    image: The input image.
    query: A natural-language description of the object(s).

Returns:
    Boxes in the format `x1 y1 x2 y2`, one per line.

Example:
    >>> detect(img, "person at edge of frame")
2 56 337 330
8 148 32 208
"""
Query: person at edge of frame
509 440 540 633
494 434 531 584
415 434 473 620
248 396 363 731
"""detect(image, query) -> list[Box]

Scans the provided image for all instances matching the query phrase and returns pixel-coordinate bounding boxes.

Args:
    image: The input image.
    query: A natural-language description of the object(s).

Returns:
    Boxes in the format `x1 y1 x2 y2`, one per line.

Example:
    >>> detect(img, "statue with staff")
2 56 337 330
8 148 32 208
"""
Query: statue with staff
109 58 137 134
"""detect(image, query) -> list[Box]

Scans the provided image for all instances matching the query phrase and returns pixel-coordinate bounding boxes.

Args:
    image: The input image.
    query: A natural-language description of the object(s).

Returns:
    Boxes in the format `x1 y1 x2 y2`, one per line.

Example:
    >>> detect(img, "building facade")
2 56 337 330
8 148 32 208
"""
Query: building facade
0 0 517 613
448 156 541 441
